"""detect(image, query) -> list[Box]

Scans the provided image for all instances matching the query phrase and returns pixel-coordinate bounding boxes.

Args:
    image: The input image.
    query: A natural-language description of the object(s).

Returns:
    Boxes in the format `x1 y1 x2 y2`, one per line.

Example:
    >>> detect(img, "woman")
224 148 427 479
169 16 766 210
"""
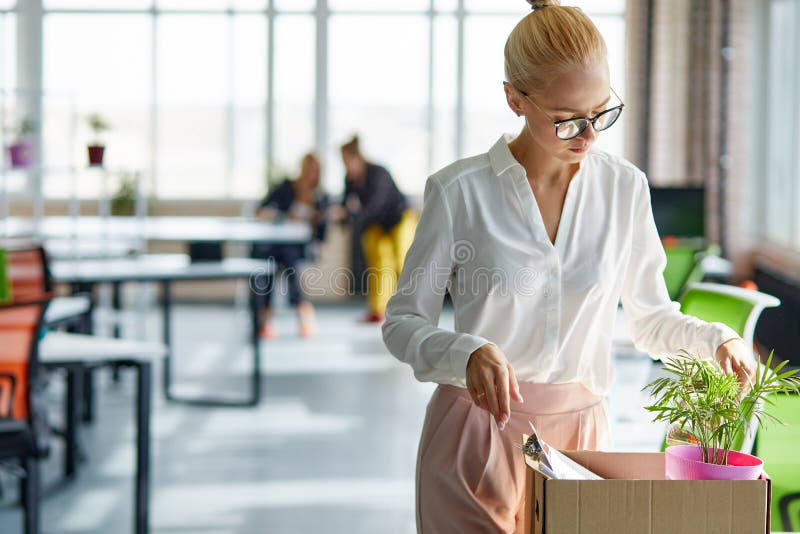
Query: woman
336 135 417 323
252 152 328 339
382 2 755 532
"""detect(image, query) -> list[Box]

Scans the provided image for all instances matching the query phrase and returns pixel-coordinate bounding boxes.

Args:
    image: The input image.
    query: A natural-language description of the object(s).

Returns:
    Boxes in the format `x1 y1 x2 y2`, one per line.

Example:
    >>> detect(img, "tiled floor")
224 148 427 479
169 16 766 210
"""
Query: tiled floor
0 298 664 534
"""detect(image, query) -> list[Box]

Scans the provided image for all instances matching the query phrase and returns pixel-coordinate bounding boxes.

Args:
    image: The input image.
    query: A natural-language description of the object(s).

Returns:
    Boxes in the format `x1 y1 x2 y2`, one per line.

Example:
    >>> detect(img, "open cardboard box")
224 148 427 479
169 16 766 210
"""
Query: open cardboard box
524 448 771 534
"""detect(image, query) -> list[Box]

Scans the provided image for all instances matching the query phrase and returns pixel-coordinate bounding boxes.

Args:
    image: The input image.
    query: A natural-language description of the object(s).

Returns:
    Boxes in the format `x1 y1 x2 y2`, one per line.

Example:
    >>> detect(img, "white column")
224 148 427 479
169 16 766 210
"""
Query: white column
17 0 44 221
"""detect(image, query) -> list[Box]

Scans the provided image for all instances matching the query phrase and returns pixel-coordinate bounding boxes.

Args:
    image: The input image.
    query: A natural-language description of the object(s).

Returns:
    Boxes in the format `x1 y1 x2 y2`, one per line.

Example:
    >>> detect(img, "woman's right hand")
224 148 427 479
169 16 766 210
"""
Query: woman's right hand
466 343 524 431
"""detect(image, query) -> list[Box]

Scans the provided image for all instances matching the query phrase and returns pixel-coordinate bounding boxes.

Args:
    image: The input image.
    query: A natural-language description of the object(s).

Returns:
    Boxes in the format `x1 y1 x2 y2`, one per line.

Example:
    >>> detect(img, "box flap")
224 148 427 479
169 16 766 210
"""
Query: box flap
561 450 665 480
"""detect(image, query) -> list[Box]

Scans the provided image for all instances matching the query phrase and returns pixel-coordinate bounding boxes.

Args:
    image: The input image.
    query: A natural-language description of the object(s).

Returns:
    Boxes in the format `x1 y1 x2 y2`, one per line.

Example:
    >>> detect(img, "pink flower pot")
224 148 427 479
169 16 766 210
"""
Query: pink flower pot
8 140 34 168
87 144 105 167
665 445 763 480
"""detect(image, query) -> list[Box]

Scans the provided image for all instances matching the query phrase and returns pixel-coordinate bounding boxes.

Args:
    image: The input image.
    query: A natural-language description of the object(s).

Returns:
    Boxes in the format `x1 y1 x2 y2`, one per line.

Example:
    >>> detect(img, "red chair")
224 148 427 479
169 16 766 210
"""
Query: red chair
0 297 50 534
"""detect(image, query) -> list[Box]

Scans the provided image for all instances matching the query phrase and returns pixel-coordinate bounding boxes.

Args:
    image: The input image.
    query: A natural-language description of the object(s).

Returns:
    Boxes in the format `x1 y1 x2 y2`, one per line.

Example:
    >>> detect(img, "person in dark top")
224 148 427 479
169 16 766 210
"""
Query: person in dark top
252 152 328 339
333 135 417 323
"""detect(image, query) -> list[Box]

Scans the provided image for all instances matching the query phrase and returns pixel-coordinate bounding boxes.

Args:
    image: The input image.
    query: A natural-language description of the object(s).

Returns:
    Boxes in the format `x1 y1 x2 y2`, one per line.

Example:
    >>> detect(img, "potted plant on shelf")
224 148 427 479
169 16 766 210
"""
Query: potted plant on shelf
644 350 800 480
111 171 137 216
87 113 110 167
7 118 36 169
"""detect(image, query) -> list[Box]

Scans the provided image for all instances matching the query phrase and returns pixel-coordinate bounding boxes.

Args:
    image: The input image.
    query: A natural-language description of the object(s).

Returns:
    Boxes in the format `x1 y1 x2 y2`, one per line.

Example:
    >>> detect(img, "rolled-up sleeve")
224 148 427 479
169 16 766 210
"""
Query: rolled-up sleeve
620 173 740 361
382 177 491 384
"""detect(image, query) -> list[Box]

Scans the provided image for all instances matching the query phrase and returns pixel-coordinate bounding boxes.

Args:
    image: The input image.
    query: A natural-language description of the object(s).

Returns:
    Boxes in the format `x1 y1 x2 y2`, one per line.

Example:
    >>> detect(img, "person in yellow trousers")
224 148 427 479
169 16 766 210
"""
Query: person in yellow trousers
334 135 417 323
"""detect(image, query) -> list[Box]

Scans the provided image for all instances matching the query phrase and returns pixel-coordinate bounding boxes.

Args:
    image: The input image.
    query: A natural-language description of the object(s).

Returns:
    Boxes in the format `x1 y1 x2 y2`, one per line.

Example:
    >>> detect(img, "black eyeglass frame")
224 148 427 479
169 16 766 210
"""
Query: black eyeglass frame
503 81 625 141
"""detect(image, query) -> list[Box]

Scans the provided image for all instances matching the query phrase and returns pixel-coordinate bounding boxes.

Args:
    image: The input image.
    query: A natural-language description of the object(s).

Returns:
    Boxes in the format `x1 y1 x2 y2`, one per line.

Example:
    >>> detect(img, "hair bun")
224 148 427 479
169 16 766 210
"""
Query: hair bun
526 0 560 10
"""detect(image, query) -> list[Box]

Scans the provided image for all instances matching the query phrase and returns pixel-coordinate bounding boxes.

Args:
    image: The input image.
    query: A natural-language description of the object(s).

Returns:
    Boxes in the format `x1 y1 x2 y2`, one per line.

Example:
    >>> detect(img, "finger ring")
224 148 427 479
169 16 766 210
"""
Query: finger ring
477 392 486 398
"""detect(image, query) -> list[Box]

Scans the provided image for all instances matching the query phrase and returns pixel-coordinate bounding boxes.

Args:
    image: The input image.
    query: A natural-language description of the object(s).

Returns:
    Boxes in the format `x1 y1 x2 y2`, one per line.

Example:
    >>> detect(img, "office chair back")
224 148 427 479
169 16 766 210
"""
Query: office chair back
4 246 52 301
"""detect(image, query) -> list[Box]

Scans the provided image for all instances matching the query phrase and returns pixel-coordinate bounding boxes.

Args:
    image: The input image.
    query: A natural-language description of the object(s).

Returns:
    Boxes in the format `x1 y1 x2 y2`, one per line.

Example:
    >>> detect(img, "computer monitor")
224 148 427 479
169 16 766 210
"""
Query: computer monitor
648 186 705 238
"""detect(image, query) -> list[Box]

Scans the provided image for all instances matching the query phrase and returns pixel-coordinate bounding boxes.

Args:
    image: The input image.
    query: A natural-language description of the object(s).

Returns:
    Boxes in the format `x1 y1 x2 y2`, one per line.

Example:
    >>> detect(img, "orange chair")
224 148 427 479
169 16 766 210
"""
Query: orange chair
0 297 50 534
0 243 52 534
3 243 52 300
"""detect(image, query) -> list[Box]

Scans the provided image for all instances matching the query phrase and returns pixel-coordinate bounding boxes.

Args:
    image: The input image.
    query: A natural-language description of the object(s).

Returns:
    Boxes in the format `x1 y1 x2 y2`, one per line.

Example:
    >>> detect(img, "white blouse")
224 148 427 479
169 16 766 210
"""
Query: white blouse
382 135 739 396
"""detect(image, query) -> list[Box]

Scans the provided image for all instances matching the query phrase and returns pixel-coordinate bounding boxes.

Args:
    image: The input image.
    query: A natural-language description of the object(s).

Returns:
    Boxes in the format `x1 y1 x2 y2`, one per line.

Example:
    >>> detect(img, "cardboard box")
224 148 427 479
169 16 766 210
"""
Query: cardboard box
524 450 771 534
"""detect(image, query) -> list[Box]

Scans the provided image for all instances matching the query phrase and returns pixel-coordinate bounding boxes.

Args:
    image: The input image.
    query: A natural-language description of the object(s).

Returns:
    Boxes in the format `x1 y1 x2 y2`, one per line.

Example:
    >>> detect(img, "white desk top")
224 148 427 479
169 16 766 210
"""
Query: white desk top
40 331 166 364
45 296 91 324
4 216 311 244
44 238 144 260
51 253 273 283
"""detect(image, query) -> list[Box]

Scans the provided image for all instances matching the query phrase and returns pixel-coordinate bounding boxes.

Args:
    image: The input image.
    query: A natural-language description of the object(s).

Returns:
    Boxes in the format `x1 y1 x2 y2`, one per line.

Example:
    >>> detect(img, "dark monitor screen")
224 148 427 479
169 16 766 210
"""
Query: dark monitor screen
648 186 705 238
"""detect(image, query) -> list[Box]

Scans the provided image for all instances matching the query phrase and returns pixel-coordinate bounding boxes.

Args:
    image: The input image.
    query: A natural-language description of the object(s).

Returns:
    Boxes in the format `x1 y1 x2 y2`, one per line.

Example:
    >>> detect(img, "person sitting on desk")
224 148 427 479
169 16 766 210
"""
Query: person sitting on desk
252 152 328 339
330 135 416 323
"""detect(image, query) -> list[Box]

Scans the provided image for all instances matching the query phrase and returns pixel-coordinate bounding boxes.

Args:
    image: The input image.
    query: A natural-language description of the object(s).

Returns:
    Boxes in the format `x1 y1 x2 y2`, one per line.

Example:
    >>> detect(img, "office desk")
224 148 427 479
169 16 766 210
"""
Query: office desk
50 254 273 407
5 216 311 244
40 332 165 534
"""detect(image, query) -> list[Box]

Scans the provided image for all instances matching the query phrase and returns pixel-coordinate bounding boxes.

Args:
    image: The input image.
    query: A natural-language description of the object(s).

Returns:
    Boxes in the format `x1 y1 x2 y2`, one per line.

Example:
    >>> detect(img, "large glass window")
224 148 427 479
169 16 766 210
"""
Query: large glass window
34 1 626 200
328 14 429 195
43 14 152 198
763 0 798 247
273 15 314 189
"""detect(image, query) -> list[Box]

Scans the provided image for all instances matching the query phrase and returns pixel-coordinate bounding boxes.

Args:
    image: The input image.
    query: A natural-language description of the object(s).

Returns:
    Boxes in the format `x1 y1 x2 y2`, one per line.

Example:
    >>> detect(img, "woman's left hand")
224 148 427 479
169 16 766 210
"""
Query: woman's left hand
714 338 756 392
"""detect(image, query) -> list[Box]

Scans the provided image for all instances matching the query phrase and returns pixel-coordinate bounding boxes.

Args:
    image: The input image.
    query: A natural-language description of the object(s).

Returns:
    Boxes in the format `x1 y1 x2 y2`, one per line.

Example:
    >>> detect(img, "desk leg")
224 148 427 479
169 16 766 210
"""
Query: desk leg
249 273 264 404
164 275 262 407
135 361 152 534
161 280 173 400
65 368 81 478
111 282 123 384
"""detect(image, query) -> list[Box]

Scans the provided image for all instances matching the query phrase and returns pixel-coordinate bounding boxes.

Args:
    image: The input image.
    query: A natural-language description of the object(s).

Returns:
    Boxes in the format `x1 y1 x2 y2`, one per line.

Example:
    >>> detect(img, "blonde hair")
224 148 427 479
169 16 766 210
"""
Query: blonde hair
504 0 607 96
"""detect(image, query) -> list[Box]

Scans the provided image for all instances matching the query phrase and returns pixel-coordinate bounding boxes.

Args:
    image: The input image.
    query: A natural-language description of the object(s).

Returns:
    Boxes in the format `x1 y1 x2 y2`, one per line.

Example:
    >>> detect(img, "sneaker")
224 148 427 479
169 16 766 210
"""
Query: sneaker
359 311 385 324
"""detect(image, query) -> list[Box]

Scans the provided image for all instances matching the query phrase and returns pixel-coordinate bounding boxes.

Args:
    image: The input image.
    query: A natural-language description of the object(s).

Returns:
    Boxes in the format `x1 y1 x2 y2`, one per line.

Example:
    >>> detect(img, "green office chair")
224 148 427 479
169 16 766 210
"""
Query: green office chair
754 390 800 532
659 282 780 453
662 243 721 302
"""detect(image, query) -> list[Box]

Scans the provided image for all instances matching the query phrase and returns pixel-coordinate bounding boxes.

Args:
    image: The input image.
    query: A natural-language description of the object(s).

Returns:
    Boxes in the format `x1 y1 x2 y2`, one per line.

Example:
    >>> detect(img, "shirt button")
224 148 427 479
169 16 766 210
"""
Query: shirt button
550 267 558 276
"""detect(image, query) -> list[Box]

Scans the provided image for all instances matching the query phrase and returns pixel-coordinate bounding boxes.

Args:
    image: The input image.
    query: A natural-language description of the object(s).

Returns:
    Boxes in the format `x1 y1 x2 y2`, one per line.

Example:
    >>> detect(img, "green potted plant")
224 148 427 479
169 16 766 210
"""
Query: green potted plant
111 171 137 216
87 113 110 167
644 350 800 480
7 118 36 169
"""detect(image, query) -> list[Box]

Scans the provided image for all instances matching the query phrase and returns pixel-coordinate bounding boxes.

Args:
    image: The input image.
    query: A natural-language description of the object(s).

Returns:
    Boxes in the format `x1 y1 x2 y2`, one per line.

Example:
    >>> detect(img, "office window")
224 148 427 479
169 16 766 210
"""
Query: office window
230 15 267 198
763 0 798 247
463 15 520 158
45 0 151 8
273 15 314 188
43 14 152 198
328 14 429 194
431 15 457 173
33 2 627 201
329 1 428 12
156 15 228 199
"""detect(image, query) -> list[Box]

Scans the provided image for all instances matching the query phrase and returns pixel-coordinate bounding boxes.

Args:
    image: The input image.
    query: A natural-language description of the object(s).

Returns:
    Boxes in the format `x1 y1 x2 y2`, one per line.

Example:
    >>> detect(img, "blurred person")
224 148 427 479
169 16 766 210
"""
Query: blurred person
252 152 328 339
331 135 416 323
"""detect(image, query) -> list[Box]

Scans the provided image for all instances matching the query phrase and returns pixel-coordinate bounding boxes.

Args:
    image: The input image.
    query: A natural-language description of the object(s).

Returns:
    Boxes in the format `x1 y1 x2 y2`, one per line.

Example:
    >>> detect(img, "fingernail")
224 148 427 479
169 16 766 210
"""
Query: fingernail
503 413 509 424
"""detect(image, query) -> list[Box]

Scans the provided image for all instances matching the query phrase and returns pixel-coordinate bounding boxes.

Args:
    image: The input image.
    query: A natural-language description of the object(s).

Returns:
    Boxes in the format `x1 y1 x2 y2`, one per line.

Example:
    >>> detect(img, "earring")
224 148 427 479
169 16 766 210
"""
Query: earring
515 111 521 117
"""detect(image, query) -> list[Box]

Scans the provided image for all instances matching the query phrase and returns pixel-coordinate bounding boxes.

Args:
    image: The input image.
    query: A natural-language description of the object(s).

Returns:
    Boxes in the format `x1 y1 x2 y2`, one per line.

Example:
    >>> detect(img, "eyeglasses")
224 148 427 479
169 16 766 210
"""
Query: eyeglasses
503 81 625 141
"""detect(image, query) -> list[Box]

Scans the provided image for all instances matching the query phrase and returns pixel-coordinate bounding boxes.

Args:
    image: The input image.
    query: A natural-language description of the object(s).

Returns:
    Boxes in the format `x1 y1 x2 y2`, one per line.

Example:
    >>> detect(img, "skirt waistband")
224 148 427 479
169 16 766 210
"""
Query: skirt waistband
439 382 604 416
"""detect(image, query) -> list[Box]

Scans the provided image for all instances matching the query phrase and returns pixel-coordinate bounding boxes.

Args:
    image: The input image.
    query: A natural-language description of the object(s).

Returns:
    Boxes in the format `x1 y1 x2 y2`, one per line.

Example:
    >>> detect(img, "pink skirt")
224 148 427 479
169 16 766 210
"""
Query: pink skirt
416 382 610 534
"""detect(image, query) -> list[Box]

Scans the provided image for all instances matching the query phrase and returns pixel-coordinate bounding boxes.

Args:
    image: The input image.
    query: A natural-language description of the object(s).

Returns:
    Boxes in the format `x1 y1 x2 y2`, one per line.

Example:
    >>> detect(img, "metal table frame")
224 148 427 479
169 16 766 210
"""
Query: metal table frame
52 255 272 407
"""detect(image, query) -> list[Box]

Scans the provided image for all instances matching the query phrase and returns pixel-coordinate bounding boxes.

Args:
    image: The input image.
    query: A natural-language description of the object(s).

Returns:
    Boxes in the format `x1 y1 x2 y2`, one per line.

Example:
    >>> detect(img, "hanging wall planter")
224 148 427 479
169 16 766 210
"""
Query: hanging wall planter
86 113 110 167
8 140 34 169
6 119 36 169
87 144 105 167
